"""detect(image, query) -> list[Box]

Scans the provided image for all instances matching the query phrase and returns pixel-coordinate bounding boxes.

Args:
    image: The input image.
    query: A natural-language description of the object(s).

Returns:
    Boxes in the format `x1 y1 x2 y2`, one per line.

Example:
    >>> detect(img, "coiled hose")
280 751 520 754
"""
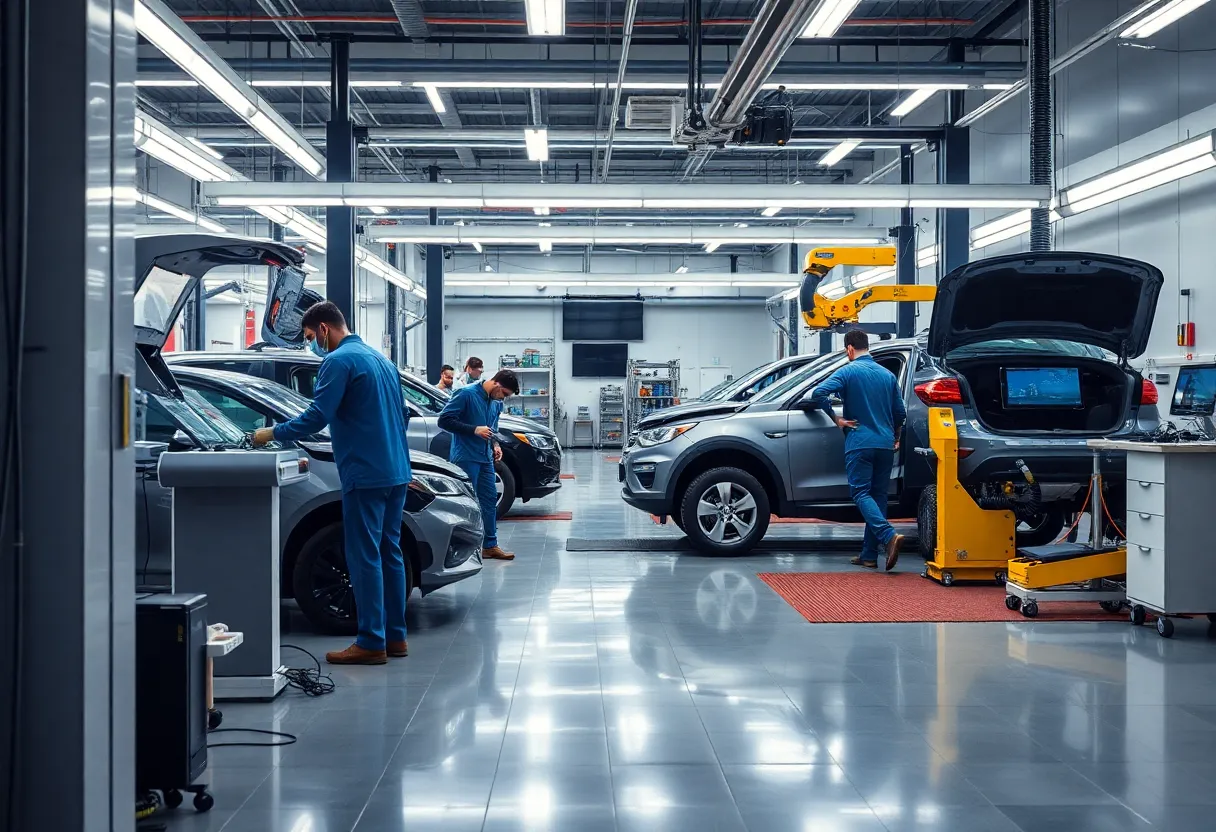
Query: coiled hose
976 458 1042 522
1028 0 1053 251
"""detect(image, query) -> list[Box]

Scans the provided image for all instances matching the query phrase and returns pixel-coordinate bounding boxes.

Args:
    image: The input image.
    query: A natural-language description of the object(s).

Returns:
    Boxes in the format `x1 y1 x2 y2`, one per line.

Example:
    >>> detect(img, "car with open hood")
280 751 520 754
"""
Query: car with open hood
134 233 483 634
166 270 562 518
619 251 1163 555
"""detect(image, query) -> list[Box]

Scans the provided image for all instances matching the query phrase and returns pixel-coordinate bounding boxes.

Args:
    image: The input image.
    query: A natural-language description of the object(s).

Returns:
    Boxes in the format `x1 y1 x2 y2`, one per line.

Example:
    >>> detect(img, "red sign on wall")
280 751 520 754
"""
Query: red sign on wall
244 309 256 348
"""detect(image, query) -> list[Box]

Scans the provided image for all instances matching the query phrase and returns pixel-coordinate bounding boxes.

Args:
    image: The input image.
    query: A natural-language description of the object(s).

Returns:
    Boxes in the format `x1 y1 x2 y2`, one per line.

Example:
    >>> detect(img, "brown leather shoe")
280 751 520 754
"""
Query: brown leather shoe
885 534 905 572
484 546 515 561
387 641 409 658
325 644 387 665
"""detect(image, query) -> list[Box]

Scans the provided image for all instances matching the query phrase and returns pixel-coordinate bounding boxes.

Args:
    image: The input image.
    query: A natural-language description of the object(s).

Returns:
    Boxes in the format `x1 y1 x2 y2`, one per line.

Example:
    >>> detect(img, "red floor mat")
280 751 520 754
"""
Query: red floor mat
603 455 621 463
501 511 573 521
758 572 1125 624
560 474 576 480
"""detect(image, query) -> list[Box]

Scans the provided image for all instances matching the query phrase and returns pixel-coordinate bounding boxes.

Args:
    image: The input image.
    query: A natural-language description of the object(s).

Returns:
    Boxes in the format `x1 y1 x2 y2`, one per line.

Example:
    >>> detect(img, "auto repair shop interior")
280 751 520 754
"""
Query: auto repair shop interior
10 0 1216 830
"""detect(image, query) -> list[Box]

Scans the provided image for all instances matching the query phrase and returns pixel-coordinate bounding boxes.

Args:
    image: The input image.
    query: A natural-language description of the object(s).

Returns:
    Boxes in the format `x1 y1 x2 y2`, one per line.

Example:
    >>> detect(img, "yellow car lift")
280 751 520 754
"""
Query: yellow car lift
799 246 937 331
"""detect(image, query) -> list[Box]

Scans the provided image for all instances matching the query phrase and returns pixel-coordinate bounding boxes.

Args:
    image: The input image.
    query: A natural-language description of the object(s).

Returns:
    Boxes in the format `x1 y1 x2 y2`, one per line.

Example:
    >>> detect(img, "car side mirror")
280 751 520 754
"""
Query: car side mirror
168 430 195 451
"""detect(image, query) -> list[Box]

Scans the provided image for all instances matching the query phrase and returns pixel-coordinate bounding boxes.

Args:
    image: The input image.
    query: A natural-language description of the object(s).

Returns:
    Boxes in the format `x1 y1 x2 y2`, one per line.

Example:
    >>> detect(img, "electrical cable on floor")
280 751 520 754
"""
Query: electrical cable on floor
207 728 297 748
278 643 336 697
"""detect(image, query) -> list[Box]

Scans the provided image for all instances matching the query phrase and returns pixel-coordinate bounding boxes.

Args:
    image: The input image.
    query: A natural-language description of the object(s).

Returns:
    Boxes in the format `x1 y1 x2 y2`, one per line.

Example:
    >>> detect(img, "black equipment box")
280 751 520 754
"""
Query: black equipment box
136 593 209 791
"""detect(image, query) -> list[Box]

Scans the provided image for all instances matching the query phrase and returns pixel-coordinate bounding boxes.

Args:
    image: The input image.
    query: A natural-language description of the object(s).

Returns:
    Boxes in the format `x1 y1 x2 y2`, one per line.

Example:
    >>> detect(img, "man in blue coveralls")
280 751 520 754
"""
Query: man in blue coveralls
809 329 907 571
438 369 520 561
252 302 412 665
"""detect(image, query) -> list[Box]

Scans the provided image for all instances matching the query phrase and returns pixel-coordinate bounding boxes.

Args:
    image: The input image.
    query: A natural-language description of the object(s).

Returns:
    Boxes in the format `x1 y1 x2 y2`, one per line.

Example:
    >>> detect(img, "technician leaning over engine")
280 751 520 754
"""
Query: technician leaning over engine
252 301 413 666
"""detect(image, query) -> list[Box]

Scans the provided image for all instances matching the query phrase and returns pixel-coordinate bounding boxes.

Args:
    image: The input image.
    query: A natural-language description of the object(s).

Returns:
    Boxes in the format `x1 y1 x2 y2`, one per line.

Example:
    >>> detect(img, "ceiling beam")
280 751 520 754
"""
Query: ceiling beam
388 0 430 41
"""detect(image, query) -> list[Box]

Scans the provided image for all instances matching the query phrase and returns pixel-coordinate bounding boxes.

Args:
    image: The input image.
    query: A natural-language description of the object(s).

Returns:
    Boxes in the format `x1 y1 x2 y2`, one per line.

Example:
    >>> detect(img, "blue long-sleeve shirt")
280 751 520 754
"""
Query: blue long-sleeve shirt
273 335 412 491
437 382 502 464
809 354 906 453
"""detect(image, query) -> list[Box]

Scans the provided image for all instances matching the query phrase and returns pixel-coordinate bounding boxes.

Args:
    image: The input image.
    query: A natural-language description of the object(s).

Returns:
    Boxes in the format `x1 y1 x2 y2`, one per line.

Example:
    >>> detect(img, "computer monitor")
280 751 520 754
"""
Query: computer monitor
1170 365 1216 417
1002 367 1083 408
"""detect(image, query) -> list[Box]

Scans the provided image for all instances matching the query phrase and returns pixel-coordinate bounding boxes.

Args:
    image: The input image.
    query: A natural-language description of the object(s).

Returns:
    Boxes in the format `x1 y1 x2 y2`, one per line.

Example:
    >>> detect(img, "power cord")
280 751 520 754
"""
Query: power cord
279 644 336 697
207 728 297 749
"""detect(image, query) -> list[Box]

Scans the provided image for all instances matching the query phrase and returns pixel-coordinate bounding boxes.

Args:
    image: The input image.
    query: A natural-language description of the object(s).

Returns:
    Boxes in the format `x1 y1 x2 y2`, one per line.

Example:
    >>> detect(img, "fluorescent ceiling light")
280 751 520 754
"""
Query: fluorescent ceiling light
761 206 782 217
916 245 938 269
818 280 846 299
185 136 223 160
421 84 446 114
136 190 226 233
704 242 721 253
802 0 863 38
1120 0 1213 38
483 198 644 209
534 207 551 216
909 198 1042 209
675 265 689 273
135 115 237 182
345 196 485 208
853 267 896 288
305 242 327 256
367 206 389 215
134 0 325 177
819 139 862 167
539 241 553 252
525 0 565 36
890 88 937 118
302 263 319 272
1061 132 1216 213
646 199 769 209
471 241 484 253
524 128 550 162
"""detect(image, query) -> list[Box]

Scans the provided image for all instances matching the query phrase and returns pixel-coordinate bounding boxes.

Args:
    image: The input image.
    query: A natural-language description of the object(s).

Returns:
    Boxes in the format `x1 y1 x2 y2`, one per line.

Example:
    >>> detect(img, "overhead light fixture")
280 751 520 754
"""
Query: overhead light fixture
305 242 327 255
302 263 320 273
524 128 550 162
185 136 223 160
761 206 782 217
890 88 937 118
539 241 553 253
969 209 1032 249
909 198 1043 209
134 0 324 177
675 265 689 274
819 139 862 167
533 207 551 216
525 0 565 36
818 280 847 299
135 115 238 183
704 242 721 253
802 0 863 38
734 222 749 228
367 206 389 215
1120 0 1213 38
916 244 939 269
136 190 227 233
1060 132 1216 213
471 241 484 253
421 84 446 115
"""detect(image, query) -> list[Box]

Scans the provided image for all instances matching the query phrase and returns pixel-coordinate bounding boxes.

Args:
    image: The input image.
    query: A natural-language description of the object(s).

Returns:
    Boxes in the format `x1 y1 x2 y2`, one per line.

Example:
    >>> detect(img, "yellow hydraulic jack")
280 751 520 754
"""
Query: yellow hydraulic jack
919 406 1016 586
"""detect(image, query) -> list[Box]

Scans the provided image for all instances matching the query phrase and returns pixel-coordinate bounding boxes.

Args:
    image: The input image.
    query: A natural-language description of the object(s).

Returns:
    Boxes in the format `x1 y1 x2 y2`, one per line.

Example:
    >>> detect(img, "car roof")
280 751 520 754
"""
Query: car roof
167 348 319 363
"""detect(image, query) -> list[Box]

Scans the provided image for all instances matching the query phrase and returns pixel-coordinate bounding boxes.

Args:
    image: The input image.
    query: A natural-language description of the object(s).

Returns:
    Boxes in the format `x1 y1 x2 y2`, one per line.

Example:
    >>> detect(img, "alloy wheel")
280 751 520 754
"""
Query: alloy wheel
311 543 356 623
695 481 759 544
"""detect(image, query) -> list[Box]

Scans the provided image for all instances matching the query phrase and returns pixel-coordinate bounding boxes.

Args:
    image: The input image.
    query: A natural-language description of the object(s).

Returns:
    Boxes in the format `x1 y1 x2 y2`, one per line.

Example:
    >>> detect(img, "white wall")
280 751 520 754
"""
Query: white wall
444 299 779 445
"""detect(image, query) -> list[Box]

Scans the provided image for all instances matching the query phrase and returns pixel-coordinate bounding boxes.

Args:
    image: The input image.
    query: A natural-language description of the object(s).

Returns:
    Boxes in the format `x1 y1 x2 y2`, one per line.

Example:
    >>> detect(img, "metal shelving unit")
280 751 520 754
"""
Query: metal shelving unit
499 352 556 431
598 385 625 448
625 359 681 443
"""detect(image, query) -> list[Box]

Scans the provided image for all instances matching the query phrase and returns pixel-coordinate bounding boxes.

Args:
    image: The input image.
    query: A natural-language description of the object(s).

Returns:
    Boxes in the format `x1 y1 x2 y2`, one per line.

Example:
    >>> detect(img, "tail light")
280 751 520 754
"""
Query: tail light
1139 378 1159 405
914 378 964 405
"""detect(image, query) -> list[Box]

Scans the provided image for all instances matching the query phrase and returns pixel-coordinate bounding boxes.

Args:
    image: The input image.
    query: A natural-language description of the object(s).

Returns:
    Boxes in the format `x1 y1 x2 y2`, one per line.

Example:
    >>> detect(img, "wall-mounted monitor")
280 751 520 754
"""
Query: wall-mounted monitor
1171 365 1216 416
562 300 643 341
572 343 628 378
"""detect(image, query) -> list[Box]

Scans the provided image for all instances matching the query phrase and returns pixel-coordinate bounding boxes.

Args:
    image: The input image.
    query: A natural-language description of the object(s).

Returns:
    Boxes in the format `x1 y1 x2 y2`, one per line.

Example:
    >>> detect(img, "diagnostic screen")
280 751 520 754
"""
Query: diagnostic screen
1003 367 1082 408
1171 366 1216 416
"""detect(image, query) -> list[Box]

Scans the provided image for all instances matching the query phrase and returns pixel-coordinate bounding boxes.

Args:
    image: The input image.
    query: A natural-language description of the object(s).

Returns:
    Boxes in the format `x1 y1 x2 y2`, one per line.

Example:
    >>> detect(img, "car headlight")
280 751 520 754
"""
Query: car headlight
636 423 697 447
409 473 465 497
514 431 556 450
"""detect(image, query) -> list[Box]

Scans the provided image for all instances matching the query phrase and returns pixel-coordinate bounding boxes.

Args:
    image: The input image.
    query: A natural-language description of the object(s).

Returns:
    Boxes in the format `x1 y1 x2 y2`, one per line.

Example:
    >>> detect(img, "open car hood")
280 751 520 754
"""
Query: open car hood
926 252 1163 360
261 266 325 348
135 233 304 396
636 401 746 431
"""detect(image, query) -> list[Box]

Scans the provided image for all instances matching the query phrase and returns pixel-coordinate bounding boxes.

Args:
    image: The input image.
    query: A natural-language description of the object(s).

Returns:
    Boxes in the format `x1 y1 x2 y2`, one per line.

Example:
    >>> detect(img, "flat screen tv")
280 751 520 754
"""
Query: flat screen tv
562 300 643 341
572 343 628 378
1002 367 1083 408
1170 365 1216 417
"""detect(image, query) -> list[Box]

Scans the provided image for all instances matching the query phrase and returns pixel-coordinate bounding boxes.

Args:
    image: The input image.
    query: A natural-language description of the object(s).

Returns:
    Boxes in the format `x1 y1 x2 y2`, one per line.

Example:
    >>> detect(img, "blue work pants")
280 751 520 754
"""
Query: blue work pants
457 460 499 549
341 484 409 651
845 448 896 563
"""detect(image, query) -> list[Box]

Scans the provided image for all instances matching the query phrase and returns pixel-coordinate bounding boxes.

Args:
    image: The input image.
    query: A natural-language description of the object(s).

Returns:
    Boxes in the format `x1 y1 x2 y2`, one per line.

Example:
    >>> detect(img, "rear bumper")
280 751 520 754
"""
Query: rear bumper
958 445 1127 490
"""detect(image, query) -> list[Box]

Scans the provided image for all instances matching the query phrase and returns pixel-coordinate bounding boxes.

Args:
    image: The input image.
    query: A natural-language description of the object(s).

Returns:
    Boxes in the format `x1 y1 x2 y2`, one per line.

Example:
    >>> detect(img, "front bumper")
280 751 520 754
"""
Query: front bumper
515 444 563 500
410 492 484 592
618 443 681 515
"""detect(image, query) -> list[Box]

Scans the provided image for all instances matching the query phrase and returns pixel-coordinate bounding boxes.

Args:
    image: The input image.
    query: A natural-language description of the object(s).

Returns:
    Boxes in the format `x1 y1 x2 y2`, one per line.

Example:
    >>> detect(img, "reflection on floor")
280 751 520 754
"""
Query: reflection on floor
162 449 1216 832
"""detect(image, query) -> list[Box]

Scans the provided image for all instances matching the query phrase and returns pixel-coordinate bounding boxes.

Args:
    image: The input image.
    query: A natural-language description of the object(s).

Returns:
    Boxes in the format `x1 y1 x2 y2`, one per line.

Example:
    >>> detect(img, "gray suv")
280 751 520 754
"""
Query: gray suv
621 252 1163 555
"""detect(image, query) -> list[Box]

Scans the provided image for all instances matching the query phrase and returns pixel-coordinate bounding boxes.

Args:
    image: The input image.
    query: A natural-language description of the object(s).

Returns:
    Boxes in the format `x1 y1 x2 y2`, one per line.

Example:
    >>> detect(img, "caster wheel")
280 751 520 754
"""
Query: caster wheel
920 569 929 579
1021 600 1039 618
1131 605 1147 626
208 708 223 730
1157 617 1175 638
193 791 215 813
941 572 954 587
995 571 1006 585
1100 601 1122 614
163 789 183 810
1005 595 1021 611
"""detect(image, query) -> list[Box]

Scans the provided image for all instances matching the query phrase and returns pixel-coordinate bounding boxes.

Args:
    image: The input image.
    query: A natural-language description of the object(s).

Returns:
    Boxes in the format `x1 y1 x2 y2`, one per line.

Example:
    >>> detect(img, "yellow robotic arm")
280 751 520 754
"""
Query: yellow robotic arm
799 246 937 331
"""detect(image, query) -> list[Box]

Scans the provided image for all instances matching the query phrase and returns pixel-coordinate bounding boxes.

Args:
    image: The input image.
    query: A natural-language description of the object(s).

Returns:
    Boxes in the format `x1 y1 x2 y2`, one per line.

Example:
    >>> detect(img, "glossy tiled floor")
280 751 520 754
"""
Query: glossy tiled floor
162 450 1216 832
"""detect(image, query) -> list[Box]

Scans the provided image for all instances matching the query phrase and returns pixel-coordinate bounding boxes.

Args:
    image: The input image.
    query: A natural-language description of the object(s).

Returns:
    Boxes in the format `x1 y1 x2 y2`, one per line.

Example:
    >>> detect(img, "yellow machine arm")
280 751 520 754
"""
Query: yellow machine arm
799 246 937 331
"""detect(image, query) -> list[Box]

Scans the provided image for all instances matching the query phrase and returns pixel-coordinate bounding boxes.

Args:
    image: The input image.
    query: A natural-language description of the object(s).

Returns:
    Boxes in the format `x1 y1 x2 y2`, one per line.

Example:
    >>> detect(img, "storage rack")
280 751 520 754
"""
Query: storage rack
625 359 681 442
598 385 625 448
499 350 556 431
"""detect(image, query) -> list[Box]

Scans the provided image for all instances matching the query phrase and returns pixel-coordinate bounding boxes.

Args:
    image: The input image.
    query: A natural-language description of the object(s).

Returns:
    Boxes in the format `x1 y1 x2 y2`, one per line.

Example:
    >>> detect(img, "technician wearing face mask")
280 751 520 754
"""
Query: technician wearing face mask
252 301 412 666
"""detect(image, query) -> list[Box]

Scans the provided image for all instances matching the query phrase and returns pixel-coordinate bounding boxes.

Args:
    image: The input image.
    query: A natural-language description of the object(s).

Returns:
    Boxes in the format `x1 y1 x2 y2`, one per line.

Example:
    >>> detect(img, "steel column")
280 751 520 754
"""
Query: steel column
938 41 971 277
1028 0 1053 250
425 165 444 382
326 36 356 325
896 144 917 339
2 0 136 829
268 163 286 295
386 244 399 365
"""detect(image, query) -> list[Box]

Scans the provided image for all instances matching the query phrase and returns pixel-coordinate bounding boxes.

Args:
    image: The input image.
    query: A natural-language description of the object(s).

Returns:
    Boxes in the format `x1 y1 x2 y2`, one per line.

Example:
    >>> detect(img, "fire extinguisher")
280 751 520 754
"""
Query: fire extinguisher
1178 288 1196 348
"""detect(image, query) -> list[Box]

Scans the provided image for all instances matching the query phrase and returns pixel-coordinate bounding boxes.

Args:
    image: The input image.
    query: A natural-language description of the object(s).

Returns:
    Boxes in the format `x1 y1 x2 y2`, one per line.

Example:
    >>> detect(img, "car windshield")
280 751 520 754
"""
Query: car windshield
750 352 843 403
139 389 245 449
181 388 255 446
946 338 1113 360
401 371 449 414
700 374 742 401
237 377 332 440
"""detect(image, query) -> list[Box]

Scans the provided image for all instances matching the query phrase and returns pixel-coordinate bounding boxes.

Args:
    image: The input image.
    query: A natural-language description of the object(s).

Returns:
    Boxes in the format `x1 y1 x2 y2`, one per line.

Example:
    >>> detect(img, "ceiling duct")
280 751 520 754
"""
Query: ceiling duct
625 97 684 133
704 0 822 131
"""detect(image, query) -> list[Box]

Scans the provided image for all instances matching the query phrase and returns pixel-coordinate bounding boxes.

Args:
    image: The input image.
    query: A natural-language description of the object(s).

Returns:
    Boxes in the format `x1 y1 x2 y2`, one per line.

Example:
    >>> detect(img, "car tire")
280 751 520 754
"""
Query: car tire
495 461 516 519
679 467 770 556
917 485 937 561
292 521 414 636
1016 504 1066 547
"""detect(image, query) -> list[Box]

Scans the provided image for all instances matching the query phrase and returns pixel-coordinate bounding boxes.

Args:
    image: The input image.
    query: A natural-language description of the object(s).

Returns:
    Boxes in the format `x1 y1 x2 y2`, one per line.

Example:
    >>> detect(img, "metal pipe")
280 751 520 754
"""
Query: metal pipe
1028 0 1052 251
178 13 975 28
706 0 822 129
600 0 641 182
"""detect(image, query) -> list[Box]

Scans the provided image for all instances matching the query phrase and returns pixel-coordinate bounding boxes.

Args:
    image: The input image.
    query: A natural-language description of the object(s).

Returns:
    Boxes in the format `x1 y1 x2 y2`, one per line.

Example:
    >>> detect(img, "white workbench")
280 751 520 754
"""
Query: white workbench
1089 439 1216 629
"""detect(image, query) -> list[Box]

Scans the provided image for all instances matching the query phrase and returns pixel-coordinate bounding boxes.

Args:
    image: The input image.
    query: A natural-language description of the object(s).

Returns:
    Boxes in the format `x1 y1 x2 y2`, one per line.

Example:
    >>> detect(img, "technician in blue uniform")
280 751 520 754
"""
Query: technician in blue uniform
252 302 412 666
809 329 907 571
438 369 520 561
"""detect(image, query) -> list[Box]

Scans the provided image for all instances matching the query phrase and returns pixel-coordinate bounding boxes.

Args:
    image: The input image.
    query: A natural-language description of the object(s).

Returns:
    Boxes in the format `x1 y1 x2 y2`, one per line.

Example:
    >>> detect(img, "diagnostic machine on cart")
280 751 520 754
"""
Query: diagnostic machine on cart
159 449 310 699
